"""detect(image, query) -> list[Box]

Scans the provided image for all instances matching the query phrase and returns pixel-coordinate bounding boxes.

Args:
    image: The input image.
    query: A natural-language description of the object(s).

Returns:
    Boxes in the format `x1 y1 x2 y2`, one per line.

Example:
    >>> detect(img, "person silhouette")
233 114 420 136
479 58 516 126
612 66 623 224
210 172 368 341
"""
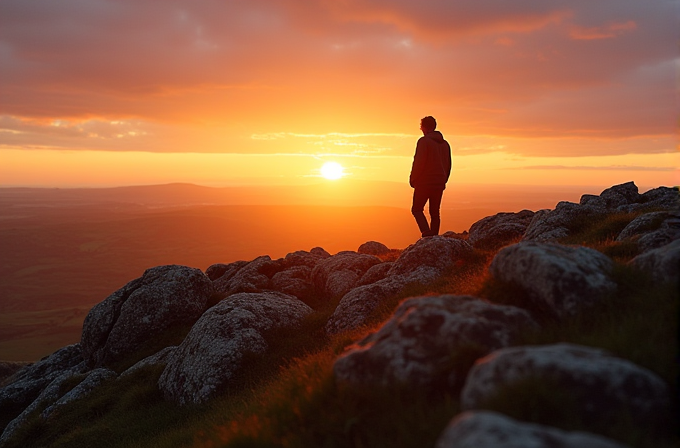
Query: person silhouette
409 116 452 238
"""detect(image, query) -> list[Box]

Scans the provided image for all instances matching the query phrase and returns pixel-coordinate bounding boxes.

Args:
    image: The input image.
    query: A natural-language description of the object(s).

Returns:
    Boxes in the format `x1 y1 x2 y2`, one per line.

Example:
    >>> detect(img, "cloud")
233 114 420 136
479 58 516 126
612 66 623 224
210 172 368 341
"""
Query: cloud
508 165 676 171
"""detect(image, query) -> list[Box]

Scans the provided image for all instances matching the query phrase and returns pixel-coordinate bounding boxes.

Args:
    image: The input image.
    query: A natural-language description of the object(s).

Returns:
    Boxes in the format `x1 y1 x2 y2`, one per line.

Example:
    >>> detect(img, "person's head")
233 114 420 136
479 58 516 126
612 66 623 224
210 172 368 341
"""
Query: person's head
420 116 436 134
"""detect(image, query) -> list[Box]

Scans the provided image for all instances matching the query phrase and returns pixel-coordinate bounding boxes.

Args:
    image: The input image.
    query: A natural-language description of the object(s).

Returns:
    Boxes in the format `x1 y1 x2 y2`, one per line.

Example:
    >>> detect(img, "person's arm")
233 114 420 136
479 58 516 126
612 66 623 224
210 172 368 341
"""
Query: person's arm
409 138 426 188
444 141 452 182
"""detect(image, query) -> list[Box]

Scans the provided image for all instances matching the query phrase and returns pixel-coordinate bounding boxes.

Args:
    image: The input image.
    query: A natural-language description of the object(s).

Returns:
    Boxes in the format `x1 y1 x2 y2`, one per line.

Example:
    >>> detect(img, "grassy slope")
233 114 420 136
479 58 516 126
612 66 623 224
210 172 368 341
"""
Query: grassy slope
4 215 679 448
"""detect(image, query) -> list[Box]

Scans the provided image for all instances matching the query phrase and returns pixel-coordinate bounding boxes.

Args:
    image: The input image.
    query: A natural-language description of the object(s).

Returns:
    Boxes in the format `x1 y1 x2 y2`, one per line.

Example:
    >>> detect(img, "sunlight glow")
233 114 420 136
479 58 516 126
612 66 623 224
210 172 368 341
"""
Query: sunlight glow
320 161 344 180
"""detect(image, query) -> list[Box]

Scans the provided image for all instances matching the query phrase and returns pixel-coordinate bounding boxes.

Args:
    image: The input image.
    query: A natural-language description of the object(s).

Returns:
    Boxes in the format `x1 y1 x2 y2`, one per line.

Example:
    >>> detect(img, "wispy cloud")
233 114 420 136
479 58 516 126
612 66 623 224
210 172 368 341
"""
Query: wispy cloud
508 165 675 172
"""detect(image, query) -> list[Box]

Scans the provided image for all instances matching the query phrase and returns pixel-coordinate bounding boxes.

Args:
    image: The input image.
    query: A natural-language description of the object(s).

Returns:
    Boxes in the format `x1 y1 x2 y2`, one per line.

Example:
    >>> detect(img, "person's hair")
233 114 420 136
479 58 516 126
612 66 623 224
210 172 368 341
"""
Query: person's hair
421 116 436 131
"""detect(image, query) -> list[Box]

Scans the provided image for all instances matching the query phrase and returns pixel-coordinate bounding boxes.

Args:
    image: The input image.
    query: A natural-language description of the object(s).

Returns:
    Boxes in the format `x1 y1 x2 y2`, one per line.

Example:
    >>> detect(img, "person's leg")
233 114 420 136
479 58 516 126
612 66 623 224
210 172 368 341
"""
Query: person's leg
427 187 445 235
411 188 431 236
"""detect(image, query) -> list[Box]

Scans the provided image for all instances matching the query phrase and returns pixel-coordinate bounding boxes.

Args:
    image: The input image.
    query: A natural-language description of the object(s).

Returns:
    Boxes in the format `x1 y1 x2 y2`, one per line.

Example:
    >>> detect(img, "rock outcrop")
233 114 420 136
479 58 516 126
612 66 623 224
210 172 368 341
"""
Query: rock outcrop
213 255 284 296
461 344 670 425
81 265 214 368
630 238 680 284
325 236 474 333
333 295 537 391
158 291 313 405
467 210 534 249
311 251 382 299
435 411 628 448
489 242 616 318
357 241 390 256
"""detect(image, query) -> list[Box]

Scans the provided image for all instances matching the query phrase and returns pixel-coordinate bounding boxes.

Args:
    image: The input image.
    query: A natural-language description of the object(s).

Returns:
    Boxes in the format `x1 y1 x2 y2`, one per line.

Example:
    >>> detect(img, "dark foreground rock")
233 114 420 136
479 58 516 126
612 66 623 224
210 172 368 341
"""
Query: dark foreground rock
333 295 537 391
489 242 616 318
81 265 214 368
326 236 474 334
461 344 670 425
467 210 534 249
158 291 313 405
435 411 629 448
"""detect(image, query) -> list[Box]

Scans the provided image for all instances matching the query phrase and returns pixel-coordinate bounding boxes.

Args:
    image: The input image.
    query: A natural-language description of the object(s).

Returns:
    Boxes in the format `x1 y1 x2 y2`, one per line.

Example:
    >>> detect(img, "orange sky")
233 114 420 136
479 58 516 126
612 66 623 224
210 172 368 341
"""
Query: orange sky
0 1 677 189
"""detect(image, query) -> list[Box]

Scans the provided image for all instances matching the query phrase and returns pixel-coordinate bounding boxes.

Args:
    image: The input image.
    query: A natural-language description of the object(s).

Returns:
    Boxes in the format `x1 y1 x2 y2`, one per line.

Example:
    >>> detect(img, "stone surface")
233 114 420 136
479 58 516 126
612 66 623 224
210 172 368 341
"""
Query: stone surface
523 202 603 242
468 210 535 249
599 181 639 209
357 241 390 256
159 291 313 405
213 256 284 296
435 411 629 448
357 262 394 286
0 362 31 386
0 344 85 431
205 260 248 282
630 238 680 284
489 242 616 318
461 344 670 424
282 247 331 268
333 295 537 391
120 346 177 378
326 236 474 334
42 368 117 418
81 265 214 368
269 265 314 303
312 252 381 299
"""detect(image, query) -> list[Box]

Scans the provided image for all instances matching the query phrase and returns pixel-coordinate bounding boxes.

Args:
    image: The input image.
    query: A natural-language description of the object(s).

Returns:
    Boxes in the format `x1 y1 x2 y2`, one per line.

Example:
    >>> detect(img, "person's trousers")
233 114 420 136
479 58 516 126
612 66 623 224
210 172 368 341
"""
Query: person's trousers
411 185 445 237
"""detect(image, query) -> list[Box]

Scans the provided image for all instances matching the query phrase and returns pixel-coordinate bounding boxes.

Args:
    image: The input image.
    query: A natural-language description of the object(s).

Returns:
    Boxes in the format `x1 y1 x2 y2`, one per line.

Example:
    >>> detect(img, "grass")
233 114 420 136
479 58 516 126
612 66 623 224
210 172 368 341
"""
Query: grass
3 213 678 448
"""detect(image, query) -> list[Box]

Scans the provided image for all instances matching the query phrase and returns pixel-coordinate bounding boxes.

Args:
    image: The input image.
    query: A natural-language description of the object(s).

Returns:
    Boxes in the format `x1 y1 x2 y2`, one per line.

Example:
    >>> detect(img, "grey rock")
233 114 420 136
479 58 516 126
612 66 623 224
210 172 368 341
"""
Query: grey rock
357 241 390 256
617 186 679 213
0 344 84 431
120 346 177 377
333 295 537 391
599 181 639 208
283 247 331 269
489 242 616 318
325 236 474 334
269 265 314 302
0 362 31 386
42 368 117 418
461 344 670 424
579 194 608 210
616 211 670 241
468 210 535 249
81 265 214 368
205 260 248 282
213 256 284 296
312 252 381 299
435 411 629 448
523 202 604 242
631 239 680 283
159 291 313 405
442 230 468 240
358 262 394 286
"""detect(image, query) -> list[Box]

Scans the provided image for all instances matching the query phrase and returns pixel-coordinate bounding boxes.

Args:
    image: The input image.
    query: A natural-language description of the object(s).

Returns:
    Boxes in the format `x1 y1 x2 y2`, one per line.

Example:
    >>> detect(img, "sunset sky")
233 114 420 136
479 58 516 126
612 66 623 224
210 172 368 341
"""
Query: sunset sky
0 0 677 189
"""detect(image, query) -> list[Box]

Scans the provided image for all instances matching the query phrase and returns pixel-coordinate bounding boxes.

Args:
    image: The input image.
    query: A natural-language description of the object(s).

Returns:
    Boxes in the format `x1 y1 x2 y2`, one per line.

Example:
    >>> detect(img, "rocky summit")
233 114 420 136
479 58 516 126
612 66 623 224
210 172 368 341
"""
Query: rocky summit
0 181 678 448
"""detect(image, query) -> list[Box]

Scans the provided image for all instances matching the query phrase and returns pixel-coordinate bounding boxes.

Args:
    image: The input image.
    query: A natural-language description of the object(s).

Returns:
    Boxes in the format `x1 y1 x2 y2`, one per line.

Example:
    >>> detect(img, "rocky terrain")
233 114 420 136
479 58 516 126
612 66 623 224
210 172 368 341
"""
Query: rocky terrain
0 181 678 448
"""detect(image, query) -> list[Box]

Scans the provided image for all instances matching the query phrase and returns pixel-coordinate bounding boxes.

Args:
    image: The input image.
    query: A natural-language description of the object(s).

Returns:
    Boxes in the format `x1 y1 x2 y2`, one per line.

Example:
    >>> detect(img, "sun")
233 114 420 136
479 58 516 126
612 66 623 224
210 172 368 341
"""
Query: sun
320 161 344 180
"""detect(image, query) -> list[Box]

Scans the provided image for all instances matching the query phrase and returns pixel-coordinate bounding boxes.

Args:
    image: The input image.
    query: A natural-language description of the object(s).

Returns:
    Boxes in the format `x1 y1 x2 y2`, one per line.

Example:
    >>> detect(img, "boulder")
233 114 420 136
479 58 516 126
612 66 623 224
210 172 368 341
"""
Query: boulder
523 202 604 242
616 186 678 213
269 265 314 302
489 242 616 318
616 211 680 252
357 262 394 286
333 295 537 391
205 260 248 282
311 252 381 299
81 265 214 368
282 247 331 269
42 368 117 418
630 239 680 284
468 210 534 249
442 230 468 240
461 344 670 425
213 256 284 296
120 346 177 378
357 241 390 256
599 181 639 209
159 291 313 405
0 344 85 431
435 411 629 448
616 211 670 241
0 362 31 386
325 237 474 333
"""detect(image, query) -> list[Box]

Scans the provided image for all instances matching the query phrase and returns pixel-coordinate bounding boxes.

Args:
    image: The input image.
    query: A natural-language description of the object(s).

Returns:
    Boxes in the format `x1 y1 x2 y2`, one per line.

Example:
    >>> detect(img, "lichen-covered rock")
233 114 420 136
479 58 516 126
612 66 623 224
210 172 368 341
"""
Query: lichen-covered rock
282 247 331 268
42 368 117 418
0 362 31 386
333 295 537 391
616 211 680 252
599 181 640 208
489 242 616 318
120 346 177 378
0 344 85 431
205 260 248 282
435 411 629 448
213 256 284 296
158 291 313 405
312 252 381 299
461 344 670 424
523 202 603 242
358 262 394 286
357 241 390 256
81 265 214 368
630 239 680 284
326 237 474 333
269 265 314 302
468 210 534 249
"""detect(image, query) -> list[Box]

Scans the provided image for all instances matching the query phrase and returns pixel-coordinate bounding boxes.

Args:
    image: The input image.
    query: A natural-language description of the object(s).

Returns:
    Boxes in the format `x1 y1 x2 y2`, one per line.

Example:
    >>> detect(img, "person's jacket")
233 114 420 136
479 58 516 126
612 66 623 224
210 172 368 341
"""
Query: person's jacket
409 130 451 189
